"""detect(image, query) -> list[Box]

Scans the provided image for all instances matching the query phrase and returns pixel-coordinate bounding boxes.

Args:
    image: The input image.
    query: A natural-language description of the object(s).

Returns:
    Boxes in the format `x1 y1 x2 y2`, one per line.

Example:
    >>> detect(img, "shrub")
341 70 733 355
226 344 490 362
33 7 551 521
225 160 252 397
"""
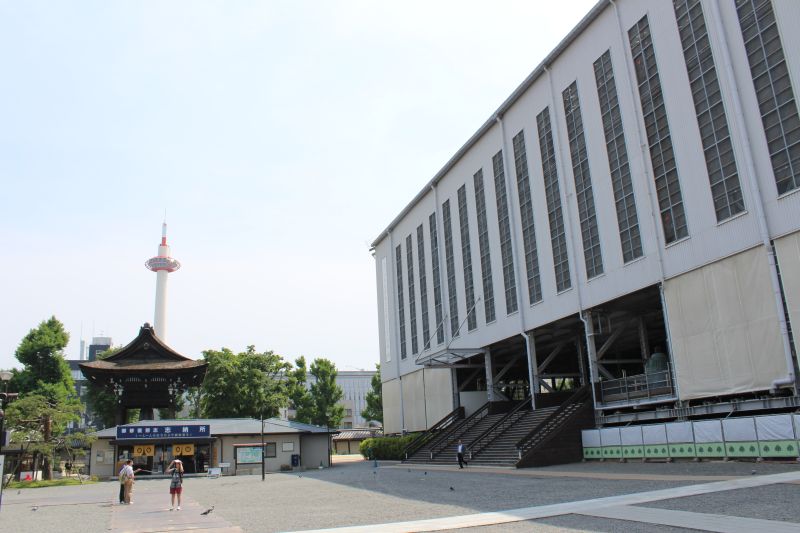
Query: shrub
359 434 419 460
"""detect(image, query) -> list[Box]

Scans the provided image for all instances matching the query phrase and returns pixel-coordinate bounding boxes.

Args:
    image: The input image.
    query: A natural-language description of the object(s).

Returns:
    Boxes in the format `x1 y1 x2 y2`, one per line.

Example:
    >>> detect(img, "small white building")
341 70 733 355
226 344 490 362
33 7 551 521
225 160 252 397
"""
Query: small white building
89 418 333 478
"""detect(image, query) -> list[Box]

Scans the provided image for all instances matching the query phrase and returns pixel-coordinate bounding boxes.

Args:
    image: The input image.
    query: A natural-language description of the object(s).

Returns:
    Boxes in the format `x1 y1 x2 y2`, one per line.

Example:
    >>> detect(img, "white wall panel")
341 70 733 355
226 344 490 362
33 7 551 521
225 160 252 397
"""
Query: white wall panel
382 378 401 435
775 231 800 356
665 246 787 399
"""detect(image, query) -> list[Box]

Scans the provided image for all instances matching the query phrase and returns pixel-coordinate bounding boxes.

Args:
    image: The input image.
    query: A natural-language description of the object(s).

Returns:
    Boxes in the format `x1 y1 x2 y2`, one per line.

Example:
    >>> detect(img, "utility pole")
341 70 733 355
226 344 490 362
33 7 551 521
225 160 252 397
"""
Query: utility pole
260 415 265 481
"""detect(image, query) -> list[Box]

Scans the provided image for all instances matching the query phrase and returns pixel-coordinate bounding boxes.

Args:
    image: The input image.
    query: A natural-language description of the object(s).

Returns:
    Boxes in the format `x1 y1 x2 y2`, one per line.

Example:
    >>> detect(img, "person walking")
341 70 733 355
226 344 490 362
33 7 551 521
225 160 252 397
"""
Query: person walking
166 459 184 511
456 440 468 469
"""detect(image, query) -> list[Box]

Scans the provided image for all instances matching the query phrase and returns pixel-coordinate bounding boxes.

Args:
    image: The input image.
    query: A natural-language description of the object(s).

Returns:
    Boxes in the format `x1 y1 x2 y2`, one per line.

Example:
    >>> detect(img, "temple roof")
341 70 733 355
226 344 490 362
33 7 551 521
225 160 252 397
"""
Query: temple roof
79 323 207 377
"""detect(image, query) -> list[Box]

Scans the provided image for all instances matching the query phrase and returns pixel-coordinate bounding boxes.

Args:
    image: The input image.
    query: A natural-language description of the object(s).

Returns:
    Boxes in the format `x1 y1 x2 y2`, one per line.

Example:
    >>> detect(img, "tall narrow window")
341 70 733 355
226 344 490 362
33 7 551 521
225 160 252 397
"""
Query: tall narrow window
417 224 431 351
457 185 477 331
406 234 418 354
536 108 572 292
473 169 496 323
674 0 744 220
512 131 543 304
594 50 643 263
563 82 604 278
429 212 445 345
736 0 800 195
492 151 519 314
629 15 689 243
442 200 460 337
395 245 406 359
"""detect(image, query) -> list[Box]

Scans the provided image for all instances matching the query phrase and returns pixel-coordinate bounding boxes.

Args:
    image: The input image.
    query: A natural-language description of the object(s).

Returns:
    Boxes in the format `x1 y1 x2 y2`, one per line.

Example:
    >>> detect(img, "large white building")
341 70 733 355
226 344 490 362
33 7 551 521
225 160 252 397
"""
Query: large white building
373 0 800 435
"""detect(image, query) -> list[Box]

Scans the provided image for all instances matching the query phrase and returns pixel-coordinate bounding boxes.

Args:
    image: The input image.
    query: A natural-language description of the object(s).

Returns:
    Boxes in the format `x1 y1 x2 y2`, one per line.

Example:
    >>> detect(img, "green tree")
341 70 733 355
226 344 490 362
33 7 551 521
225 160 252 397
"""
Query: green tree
200 346 290 419
309 358 344 428
287 356 314 424
361 364 383 424
5 391 89 480
84 347 121 428
12 317 74 396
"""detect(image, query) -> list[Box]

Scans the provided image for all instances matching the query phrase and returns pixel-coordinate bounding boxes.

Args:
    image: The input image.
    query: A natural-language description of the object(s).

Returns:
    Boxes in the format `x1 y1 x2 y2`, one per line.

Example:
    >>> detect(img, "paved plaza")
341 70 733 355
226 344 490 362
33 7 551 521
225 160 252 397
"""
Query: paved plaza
2 458 800 532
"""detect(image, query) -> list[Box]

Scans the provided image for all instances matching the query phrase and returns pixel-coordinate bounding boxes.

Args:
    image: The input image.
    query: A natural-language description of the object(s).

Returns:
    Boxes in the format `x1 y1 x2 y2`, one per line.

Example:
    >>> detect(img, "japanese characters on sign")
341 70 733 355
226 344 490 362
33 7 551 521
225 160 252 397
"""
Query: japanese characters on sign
116 424 210 440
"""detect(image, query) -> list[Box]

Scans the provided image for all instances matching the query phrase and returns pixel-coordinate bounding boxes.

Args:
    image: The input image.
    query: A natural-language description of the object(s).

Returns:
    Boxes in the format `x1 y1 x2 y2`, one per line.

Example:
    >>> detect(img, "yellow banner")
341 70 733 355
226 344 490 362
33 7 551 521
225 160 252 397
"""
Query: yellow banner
173 443 195 456
133 444 155 457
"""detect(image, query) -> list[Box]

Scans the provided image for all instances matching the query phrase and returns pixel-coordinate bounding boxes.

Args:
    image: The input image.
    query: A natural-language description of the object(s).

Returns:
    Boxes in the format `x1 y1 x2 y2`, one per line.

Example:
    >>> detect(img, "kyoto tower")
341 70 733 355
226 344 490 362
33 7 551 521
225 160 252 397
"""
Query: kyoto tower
145 222 181 340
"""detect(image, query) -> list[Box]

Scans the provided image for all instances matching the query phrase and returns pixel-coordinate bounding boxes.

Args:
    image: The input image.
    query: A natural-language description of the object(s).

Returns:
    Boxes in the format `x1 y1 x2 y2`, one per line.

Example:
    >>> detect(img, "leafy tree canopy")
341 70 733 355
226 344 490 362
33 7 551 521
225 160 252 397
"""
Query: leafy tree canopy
361 363 383 424
12 316 74 397
309 358 344 428
200 346 290 419
286 356 314 424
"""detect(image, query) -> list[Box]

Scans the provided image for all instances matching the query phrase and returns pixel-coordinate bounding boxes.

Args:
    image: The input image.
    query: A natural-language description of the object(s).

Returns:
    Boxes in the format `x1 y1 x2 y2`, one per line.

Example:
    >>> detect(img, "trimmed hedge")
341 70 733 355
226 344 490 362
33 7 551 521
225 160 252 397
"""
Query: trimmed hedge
359 434 419 460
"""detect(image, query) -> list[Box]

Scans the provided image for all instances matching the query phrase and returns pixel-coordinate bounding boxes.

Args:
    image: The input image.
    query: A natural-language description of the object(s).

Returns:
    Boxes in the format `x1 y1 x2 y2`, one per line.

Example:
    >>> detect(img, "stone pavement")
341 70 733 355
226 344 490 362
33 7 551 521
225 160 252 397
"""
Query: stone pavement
1 459 799 532
109 489 241 533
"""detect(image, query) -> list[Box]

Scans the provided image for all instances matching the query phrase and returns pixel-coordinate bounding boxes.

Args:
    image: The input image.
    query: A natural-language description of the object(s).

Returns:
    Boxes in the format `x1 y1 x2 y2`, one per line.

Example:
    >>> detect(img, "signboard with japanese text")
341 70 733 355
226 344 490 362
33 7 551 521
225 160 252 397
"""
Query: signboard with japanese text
173 443 194 456
133 444 155 457
116 424 210 440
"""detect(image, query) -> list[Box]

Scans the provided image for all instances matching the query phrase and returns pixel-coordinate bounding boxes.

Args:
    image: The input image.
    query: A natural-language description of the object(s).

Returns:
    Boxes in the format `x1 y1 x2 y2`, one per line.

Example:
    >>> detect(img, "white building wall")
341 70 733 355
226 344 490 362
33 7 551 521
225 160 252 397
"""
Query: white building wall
374 0 800 429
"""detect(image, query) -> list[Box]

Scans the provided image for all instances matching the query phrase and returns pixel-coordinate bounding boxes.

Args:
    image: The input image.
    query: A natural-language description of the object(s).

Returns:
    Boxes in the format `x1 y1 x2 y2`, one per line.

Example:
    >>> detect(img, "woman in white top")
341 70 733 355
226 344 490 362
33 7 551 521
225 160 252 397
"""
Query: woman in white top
166 459 184 511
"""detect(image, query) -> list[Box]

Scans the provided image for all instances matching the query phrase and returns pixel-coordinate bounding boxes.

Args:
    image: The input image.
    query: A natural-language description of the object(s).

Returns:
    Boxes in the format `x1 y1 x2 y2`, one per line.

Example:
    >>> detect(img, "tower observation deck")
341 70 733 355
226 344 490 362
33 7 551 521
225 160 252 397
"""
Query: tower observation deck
145 222 180 340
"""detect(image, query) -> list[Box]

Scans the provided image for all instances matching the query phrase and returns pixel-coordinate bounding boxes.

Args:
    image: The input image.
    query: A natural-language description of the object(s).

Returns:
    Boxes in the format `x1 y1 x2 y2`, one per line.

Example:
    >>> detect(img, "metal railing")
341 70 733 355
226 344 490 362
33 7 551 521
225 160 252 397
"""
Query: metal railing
402 405 464 460
466 398 529 460
516 384 590 460
427 402 491 459
599 369 673 404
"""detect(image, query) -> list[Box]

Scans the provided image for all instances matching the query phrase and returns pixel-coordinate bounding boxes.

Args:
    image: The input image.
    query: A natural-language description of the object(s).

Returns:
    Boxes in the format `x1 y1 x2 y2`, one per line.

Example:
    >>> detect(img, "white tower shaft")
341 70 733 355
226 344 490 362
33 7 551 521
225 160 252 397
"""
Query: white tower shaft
145 222 181 341
154 243 170 339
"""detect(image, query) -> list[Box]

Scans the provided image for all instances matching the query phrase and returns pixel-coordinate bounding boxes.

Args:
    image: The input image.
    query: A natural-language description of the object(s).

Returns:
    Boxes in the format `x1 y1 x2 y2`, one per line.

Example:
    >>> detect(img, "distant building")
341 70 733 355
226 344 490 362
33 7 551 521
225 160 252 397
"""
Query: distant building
288 370 377 429
87 336 112 362
68 336 112 429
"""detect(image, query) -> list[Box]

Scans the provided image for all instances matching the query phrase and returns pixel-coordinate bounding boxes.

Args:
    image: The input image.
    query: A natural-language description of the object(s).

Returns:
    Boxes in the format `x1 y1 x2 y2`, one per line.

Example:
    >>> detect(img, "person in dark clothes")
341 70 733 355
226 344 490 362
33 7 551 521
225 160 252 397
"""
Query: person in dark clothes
456 439 468 469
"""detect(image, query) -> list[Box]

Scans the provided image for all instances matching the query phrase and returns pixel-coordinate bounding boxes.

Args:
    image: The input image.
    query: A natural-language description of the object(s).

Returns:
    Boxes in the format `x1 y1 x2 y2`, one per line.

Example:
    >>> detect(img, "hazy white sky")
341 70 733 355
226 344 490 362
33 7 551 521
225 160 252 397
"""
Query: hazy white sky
0 0 596 371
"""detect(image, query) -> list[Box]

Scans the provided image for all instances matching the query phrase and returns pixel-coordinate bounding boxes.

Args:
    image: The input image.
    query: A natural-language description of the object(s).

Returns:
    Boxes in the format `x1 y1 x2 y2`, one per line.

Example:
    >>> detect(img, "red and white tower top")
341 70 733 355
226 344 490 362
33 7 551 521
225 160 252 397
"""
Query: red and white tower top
145 222 180 340
145 222 181 273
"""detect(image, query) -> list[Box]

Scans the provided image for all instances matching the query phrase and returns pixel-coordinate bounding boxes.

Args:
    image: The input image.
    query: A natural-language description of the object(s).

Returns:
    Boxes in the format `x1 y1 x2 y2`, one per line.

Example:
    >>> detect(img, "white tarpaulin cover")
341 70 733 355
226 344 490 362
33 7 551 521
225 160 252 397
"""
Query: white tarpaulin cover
600 427 621 446
664 246 787 400
582 429 601 447
642 424 668 445
621 426 644 445
666 421 693 443
775 233 800 355
755 414 795 441
723 417 757 441
693 420 723 443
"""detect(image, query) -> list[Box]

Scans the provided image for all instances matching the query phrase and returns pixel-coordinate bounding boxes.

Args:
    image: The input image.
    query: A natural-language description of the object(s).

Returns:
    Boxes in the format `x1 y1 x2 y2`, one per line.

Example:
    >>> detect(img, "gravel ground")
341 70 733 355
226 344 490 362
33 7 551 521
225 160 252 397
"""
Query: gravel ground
1 460 798 533
0 481 113 533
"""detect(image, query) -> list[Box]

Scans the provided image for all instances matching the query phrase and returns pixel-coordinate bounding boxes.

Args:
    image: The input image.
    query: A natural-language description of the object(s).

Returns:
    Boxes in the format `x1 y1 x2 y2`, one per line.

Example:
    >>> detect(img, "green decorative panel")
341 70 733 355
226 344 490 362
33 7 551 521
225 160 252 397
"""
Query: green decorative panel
644 445 670 458
758 440 799 458
583 447 602 459
668 443 696 458
695 442 726 457
622 445 644 458
602 446 622 458
725 441 760 457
